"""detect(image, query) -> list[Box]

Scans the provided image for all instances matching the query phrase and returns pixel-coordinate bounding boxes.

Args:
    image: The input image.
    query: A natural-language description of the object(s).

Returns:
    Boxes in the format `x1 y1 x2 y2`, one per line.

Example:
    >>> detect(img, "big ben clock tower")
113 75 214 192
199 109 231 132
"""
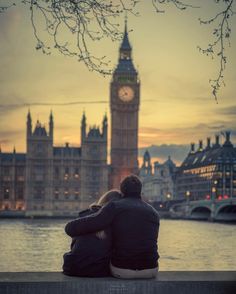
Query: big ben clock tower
110 22 140 188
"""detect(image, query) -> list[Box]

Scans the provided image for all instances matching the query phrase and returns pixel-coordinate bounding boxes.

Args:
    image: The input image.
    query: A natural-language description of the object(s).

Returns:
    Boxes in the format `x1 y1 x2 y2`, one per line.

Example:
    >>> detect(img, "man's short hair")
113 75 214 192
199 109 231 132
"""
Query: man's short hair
120 174 142 198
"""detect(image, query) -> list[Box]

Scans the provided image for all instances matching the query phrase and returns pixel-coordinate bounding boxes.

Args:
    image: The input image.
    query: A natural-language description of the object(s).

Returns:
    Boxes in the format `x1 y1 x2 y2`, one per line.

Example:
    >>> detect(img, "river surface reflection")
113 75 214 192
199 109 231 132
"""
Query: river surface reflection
0 219 235 271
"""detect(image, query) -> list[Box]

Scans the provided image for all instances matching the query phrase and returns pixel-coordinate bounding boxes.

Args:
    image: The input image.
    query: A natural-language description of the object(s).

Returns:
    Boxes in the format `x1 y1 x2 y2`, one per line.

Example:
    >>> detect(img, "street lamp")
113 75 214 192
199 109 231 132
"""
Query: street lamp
166 193 171 200
185 190 190 203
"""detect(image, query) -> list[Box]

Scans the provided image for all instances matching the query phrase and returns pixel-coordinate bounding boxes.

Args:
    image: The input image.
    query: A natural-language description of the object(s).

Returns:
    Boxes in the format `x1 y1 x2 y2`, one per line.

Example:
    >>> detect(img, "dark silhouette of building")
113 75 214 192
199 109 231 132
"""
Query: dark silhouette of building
175 132 236 201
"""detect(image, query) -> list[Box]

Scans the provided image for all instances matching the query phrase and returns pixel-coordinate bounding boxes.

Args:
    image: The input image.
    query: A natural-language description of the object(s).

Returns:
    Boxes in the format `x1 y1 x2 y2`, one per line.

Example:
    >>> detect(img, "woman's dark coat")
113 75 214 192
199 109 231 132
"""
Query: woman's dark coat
63 205 112 277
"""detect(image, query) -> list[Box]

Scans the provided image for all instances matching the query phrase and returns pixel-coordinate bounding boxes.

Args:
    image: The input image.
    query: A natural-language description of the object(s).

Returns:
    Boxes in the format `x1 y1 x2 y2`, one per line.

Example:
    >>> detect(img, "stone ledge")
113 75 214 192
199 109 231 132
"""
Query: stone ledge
0 272 235 294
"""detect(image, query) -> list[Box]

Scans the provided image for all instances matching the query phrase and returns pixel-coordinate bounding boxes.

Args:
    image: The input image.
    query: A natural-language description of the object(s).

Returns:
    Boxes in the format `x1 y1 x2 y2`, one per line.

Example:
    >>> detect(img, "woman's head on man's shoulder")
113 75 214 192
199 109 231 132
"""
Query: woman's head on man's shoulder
96 189 122 206
93 174 142 208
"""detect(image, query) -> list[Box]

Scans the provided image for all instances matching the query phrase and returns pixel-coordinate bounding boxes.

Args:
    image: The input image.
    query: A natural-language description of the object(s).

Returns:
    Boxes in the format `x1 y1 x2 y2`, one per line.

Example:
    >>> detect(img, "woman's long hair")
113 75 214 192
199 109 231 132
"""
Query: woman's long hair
96 189 122 206
93 189 122 239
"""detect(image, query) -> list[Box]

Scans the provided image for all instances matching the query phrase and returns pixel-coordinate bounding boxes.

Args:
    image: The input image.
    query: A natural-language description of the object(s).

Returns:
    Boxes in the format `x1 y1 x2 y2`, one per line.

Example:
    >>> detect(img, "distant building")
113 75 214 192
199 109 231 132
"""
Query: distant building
175 132 236 201
0 111 108 216
140 150 176 201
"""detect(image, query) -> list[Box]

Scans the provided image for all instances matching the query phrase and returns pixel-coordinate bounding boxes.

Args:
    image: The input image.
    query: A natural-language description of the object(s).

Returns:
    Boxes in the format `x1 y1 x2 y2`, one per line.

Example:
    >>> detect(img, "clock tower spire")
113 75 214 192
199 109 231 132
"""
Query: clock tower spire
110 21 140 189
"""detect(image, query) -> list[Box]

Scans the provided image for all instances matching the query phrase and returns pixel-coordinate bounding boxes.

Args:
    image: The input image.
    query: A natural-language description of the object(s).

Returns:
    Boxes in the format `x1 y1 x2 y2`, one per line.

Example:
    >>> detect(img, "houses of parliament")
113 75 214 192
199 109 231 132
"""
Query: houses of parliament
0 24 140 216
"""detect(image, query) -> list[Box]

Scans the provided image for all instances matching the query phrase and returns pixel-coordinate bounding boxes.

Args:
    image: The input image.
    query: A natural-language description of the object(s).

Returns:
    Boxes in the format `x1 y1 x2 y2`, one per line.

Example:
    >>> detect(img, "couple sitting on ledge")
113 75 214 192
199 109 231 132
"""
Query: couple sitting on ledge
63 175 160 279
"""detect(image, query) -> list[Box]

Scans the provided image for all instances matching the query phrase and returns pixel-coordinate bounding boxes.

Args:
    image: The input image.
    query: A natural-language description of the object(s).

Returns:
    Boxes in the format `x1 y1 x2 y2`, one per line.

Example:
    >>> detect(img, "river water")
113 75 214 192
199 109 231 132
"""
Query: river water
0 219 235 272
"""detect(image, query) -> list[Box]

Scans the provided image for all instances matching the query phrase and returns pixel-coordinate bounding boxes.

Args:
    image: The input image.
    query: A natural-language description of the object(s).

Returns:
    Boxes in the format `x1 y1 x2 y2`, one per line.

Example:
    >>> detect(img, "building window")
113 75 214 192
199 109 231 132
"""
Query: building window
34 187 44 199
54 189 59 199
64 167 69 180
64 189 69 199
17 167 24 177
54 167 60 180
34 166 44 181
3 167 10 175
74 190 80 200
17 187 24 200
74 168 79 179
225 165 231 172
3 188 10 199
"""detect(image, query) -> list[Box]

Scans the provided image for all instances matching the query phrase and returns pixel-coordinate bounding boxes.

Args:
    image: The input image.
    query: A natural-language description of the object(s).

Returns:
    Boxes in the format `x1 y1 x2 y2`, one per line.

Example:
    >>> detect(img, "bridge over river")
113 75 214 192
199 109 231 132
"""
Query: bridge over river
170 198 236 221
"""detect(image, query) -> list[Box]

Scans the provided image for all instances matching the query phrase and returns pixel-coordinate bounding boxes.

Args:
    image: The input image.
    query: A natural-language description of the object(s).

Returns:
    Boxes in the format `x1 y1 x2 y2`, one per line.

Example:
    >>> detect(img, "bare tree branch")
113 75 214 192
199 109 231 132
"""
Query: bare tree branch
0 1 15 13
152 0 235 102
1 0 139 75
151 0 199 13
1 0 235 102
198 0 235 103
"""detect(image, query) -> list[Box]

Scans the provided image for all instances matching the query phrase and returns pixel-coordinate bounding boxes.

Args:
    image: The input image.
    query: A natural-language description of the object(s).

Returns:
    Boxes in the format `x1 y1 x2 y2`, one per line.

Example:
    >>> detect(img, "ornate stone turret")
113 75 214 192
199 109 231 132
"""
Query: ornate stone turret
113 20 137 78
198 140 203 151
33 120 47 137
110 20 140 188
102 113 108 139
81 111 86 144
206 137 211 149
25 112 53 212
80 116 108 205
27 109 32 138
223 131 233 147
49 110 53 140
190 143 195 153
214 134 220 148
140 150 152 177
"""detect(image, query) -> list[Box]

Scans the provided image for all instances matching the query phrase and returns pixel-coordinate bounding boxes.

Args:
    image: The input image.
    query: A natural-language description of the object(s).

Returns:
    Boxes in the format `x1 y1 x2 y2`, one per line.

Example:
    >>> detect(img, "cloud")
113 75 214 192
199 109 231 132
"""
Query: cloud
139 144 190 165
0 100 109 108
0 6 22 40
208 124 226 130
0 129 23 150
216 105 236 117
0 98 109 120
139 121 236 146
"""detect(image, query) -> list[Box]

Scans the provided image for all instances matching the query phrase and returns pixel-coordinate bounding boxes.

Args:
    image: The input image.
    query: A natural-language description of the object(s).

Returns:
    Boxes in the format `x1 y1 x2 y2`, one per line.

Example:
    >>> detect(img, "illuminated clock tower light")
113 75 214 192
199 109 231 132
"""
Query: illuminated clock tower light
110 20 140 189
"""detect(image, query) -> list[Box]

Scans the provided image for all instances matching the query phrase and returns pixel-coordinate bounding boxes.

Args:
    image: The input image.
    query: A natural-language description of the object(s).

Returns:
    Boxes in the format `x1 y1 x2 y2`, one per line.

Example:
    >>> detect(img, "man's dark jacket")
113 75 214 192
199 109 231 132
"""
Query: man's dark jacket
63 205 111 277
65 197 160 270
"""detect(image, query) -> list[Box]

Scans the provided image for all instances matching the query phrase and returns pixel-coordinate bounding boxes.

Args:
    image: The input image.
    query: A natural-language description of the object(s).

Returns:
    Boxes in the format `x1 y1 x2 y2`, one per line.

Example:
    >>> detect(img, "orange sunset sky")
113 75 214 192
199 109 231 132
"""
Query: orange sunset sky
0 1 235 162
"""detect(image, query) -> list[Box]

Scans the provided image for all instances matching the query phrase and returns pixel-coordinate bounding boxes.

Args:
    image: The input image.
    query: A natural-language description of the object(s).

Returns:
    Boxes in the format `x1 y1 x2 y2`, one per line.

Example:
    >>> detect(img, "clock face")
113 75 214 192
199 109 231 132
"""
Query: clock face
118 86 134 102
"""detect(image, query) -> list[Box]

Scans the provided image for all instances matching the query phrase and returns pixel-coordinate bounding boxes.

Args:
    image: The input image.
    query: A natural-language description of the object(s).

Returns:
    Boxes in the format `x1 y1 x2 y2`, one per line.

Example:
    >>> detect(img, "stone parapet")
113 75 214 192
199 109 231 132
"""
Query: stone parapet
0 272 235 294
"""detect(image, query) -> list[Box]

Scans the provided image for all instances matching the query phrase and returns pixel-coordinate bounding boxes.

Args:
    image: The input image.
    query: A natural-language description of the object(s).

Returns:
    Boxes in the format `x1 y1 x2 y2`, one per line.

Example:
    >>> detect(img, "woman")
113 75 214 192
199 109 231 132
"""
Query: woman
63 189 121 277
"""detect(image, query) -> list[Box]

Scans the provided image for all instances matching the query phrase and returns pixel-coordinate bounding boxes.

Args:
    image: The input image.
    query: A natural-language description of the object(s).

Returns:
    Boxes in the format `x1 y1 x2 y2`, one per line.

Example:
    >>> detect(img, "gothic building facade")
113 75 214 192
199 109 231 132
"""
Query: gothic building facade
0 24 140 216
140 150 176 202
0 111 108 216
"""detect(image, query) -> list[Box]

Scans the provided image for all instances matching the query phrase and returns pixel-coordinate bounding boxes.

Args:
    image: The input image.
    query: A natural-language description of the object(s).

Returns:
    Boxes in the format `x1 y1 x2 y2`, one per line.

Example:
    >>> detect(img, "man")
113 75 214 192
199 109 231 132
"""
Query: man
65 175 160 279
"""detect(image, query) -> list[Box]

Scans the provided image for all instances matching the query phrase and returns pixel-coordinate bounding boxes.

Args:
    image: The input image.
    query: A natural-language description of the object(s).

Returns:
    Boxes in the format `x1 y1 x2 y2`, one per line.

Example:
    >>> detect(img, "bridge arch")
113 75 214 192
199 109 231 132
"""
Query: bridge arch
215 204 236 221
190 206 211 220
